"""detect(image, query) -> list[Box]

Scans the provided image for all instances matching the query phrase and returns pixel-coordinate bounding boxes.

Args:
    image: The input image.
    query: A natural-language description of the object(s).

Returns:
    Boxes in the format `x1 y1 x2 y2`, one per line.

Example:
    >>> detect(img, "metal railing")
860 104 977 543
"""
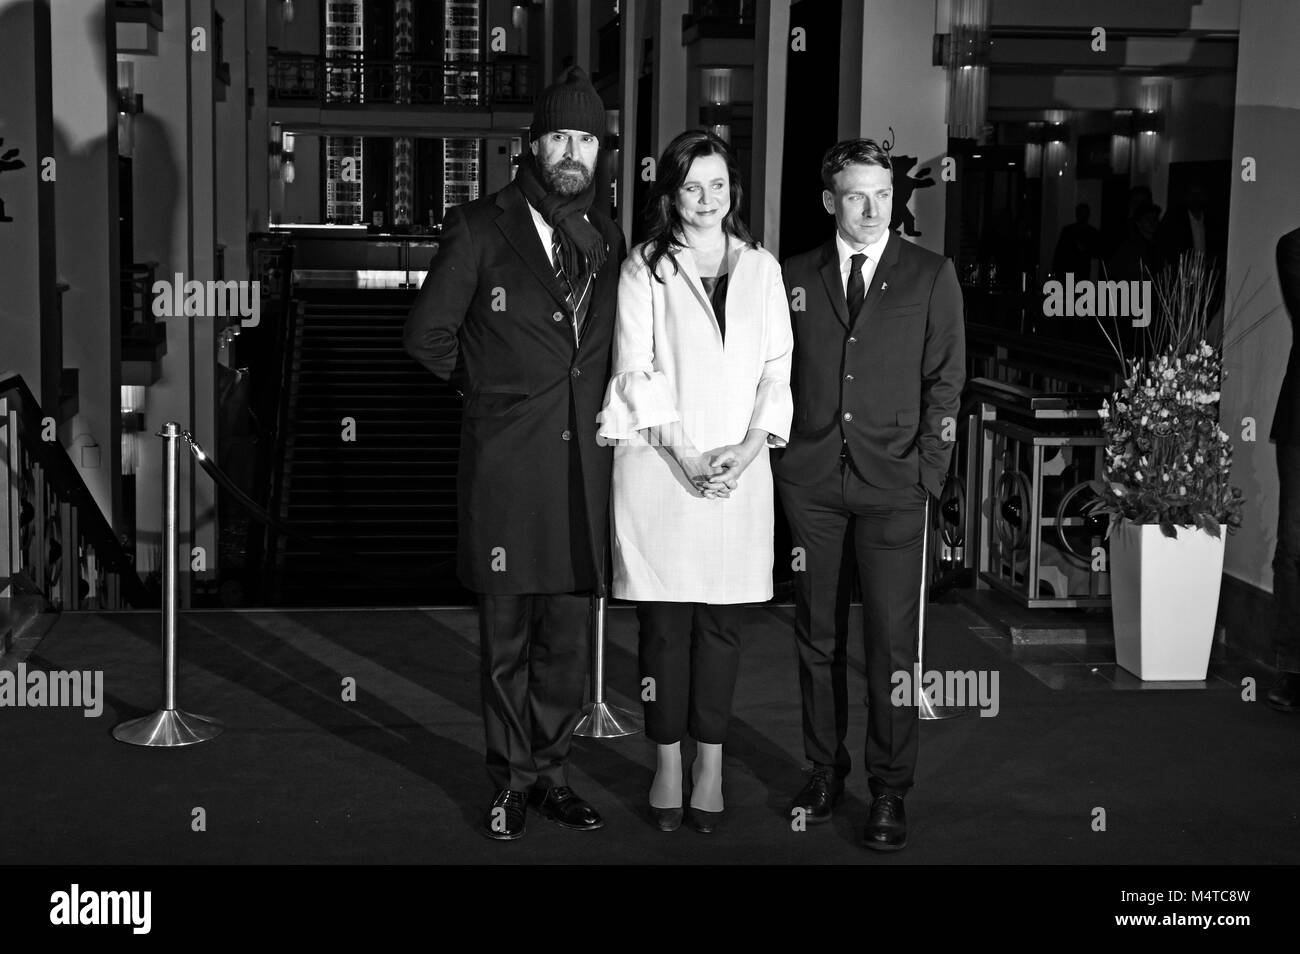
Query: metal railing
268 53 534 108
1 374 149 628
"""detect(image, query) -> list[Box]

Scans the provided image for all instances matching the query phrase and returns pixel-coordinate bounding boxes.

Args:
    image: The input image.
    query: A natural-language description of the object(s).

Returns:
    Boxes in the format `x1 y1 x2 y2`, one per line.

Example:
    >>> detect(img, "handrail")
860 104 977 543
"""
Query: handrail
257 237 297 587
0 373 149 609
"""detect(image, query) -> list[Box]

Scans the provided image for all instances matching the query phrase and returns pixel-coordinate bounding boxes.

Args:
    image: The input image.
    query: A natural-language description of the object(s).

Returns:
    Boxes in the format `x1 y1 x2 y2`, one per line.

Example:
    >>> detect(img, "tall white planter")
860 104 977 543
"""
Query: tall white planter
1108 520 1227 681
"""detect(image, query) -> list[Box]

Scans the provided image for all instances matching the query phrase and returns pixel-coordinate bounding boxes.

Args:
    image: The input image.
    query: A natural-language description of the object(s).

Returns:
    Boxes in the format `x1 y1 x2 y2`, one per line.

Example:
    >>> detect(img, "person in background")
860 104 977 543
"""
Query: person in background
1052 202 1104 281
1268 225 1300 713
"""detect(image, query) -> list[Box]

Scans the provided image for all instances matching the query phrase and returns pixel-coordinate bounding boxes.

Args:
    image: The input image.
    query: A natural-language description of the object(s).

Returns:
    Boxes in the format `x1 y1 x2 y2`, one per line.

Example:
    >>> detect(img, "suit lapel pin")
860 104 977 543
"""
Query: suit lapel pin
881 281 889 292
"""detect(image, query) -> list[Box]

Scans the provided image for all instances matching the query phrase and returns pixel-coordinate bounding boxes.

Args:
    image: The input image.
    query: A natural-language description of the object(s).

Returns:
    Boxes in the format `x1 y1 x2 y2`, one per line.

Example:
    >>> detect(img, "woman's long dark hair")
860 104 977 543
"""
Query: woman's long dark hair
640 130 757 282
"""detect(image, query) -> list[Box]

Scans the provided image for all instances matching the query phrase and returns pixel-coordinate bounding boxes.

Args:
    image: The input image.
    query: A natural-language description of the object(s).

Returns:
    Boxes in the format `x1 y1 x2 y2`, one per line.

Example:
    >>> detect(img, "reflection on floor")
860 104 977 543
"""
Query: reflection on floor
1 602 1294 864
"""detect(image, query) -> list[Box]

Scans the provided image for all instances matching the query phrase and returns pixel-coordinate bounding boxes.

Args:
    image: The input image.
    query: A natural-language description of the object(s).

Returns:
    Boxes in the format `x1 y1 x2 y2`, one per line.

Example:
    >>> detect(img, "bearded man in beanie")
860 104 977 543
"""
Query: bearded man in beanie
404 67 626 840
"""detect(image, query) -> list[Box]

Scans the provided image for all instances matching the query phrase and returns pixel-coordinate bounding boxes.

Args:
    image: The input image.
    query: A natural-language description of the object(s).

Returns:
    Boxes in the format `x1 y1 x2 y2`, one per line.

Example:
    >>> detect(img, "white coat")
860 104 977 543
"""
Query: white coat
596 235 794 604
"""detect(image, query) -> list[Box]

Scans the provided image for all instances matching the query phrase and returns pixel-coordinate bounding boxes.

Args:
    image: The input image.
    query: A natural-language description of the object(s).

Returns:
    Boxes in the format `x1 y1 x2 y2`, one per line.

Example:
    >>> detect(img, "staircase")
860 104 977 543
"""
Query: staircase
273 289 472 606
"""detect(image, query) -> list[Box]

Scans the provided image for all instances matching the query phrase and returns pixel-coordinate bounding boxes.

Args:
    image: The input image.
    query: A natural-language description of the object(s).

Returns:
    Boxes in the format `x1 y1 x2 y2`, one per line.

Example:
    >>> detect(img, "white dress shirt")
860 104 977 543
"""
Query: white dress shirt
836 229 891 299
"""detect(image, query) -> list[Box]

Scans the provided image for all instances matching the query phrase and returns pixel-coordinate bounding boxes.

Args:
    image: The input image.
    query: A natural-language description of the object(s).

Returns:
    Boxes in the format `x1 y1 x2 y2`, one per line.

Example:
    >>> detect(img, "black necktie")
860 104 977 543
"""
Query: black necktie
847 252 867 319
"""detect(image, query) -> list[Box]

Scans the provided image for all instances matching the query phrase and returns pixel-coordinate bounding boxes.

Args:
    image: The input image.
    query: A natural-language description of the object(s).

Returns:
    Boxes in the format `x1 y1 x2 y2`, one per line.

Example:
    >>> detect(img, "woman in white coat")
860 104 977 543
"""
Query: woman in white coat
597 130 793 833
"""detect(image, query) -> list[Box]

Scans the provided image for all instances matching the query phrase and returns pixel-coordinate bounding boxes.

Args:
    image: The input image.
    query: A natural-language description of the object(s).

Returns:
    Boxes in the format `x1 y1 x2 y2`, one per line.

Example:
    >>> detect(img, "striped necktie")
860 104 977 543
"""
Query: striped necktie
552 232 590 344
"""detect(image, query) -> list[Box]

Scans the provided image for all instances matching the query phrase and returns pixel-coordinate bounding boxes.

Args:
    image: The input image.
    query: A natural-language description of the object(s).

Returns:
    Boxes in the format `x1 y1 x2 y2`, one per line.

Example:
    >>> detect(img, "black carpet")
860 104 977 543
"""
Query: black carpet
1 603 1296 865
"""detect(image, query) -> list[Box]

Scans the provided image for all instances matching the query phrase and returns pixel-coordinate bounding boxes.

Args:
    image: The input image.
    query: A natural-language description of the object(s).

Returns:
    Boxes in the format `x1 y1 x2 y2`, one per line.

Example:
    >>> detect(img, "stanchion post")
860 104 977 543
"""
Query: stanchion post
917 495 966 720
112 422 224 747
573 595 642 738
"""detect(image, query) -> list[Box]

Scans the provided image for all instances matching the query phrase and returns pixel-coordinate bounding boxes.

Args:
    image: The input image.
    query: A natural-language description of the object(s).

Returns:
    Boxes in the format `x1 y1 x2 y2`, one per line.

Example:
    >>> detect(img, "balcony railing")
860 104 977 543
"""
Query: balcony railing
121 261 166 364
268 53 534 108
683 0 757 37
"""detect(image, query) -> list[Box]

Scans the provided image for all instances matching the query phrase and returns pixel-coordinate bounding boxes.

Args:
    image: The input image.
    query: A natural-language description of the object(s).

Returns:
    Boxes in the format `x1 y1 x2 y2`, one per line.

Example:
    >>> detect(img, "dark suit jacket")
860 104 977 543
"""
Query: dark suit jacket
403 180 627 594
774 232 965 499
1272 226 1300 445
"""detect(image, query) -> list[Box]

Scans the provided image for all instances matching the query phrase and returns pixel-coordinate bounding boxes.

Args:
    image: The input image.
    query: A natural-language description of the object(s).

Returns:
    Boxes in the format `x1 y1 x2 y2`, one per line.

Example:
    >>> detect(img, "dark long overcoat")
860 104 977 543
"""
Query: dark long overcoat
404 179 626 595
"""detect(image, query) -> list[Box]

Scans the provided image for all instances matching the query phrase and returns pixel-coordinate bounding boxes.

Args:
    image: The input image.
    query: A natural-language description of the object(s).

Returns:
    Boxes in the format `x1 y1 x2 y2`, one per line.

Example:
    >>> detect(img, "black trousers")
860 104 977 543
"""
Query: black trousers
1274 443 1300 672
776 460 929 798
478 592 590 792
636 601 745 745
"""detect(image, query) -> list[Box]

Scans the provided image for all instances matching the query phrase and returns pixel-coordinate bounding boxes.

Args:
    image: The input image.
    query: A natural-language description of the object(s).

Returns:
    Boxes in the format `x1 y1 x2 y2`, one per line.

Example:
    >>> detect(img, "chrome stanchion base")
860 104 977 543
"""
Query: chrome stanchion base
862 692 968 720
918 693 967 721
573 701 642 738
112 708 224 747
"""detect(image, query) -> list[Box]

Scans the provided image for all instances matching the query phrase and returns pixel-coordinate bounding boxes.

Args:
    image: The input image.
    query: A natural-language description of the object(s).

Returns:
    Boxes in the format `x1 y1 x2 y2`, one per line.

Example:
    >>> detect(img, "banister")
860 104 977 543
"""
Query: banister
0 372 149 608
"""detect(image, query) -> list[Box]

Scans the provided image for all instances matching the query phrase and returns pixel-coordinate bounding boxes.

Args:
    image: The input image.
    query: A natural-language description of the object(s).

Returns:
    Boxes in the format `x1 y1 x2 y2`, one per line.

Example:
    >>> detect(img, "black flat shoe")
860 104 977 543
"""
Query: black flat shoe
481 789 528 841
528 785 605 831
1266 672 1300 711
686 805 724 834
863 794 907 852
648 804 683 832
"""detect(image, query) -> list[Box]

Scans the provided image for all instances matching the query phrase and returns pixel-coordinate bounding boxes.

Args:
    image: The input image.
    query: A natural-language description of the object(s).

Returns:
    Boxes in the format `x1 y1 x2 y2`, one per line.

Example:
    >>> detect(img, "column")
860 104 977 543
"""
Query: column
751 0 791 253
0 0 57 409
842 0 949 255
1222 0 1300 594
50 0 123 530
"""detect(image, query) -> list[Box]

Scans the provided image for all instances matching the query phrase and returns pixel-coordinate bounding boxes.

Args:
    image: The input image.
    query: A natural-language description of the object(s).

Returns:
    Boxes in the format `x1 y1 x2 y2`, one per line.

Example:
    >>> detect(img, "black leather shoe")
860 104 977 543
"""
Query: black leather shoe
481 789 527 841
649 804 684 832
686 806 724 834
1267 672 1300 711
528 785 605 831
863 794 907 852
789 767 844 825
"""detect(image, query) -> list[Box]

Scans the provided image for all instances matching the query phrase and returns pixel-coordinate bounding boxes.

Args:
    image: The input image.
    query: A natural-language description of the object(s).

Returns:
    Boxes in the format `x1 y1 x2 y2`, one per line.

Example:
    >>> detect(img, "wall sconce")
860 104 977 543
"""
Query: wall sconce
1135 80 1169 175
936 0 992 142
269 121 283 177
280 0 295 23
1110 110 1134 173
116 59 143 157
699 68 734 143
281 131 296 184
1135 110 1163 135
1045 122 1070 143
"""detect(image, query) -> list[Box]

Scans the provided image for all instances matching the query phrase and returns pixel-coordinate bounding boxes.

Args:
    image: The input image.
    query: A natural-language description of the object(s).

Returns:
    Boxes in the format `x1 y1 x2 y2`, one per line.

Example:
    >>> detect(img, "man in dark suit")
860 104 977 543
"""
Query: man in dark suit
1268 225 1300 712
775 139 965 850
403 67 626 839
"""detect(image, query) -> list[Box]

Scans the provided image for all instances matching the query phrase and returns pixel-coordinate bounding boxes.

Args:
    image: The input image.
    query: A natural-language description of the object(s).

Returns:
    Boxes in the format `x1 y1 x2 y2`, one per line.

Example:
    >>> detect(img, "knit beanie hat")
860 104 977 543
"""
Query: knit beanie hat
530 66 606 142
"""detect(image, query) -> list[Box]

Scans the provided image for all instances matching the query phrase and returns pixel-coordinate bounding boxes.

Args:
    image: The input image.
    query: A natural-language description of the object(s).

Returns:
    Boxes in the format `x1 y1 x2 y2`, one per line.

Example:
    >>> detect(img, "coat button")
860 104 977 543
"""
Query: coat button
844 373 854 381
571 367 582 377
561 429 572 441
848 336 857 344
843 412 854 422
552 311 565 322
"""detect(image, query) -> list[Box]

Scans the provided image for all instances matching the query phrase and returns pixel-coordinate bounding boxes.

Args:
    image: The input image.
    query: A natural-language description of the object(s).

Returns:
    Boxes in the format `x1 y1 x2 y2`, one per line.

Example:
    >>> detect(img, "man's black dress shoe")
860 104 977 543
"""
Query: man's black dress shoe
528 785 605 830
1267 672 1300 711
863 794 907 852
482 789 528 841
789 767 844 825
